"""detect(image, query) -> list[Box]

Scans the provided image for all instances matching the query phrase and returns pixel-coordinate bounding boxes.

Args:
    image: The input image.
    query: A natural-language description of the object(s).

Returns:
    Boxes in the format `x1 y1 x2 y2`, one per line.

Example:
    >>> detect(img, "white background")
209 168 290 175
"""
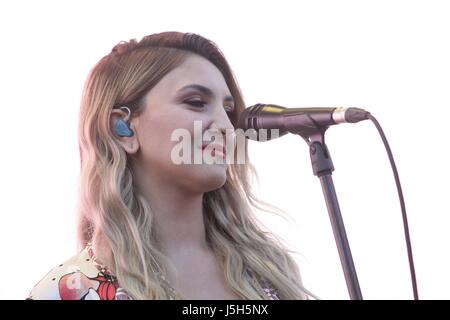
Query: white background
0 0 448 299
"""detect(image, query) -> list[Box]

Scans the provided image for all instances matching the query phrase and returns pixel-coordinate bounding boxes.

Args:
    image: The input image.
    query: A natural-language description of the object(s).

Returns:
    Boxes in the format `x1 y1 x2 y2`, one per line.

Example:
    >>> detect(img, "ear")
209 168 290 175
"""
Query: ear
109 109 140 154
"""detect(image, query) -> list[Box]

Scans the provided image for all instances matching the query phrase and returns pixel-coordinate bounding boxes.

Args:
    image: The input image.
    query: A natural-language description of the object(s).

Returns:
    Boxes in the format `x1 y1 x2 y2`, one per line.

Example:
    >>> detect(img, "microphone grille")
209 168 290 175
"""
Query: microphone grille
238 104 265 130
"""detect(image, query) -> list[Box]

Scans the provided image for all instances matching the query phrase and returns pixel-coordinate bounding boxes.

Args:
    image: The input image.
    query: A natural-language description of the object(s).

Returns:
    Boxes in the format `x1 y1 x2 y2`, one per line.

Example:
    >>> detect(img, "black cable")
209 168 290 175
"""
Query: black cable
367 114 419 300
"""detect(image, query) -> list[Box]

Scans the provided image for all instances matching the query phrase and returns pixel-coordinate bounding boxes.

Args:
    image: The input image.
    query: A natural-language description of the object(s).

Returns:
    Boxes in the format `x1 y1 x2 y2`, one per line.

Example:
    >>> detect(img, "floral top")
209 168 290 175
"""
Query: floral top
27 244 280 300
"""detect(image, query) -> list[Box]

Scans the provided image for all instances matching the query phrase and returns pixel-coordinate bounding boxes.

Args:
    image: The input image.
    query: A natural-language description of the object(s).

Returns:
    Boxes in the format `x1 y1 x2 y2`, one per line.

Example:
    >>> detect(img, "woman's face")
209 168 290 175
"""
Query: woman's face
125 54 236 193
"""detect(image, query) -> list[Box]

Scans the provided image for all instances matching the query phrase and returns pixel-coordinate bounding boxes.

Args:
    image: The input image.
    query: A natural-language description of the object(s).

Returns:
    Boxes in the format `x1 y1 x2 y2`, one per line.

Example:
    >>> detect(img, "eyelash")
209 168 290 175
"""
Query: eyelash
185 100 234 114
186 100 207 107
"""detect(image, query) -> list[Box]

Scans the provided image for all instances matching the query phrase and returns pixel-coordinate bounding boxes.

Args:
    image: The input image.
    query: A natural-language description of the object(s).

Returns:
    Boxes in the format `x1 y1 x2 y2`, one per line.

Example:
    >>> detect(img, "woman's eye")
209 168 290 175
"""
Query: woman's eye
185 100 234 116
186 100 206 107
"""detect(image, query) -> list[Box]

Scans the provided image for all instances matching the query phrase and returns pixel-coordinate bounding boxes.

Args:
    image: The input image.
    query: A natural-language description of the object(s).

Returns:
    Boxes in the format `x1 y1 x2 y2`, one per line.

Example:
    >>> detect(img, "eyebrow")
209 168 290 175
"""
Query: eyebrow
177 84 234 103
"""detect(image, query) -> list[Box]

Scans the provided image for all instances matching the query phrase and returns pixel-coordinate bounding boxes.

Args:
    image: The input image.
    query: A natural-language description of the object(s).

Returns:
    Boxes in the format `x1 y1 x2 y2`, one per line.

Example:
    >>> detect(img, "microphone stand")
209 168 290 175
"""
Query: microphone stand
299 127 363 300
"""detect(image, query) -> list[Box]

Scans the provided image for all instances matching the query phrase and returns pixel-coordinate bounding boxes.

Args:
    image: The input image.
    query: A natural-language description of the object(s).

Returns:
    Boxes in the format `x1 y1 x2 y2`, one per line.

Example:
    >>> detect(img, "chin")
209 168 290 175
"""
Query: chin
203 167 227 191
186 164 228 192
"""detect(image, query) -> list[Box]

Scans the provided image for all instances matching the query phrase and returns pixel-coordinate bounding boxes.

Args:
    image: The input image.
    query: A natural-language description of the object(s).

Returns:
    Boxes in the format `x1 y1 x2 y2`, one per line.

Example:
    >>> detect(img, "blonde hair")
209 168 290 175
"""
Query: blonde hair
77 31 311 299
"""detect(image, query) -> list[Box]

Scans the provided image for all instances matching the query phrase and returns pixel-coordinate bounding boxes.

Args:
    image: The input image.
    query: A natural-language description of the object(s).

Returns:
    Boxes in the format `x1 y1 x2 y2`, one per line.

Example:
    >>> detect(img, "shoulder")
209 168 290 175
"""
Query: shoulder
27 245 112 300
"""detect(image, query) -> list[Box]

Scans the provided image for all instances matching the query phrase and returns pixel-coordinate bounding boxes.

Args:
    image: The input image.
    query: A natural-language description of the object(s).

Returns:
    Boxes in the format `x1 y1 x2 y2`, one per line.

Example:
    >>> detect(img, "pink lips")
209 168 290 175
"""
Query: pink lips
202 143 226 156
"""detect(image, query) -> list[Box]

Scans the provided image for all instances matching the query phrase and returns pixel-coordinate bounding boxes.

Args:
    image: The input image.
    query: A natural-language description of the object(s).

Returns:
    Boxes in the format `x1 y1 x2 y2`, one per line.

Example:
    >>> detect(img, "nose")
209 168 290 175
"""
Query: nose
211 104 235 132
205 105 236 147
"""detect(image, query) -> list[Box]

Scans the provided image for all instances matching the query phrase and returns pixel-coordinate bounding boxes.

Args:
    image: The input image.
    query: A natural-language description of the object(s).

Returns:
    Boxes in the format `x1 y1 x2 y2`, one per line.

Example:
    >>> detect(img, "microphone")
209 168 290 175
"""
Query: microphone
238 103 370 140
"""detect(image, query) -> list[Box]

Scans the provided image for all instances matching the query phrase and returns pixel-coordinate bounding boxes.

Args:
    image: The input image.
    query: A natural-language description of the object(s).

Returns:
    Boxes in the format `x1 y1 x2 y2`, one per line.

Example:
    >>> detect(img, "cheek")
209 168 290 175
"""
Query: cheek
136 117 227 192
138 117 196 166
135 108 229 186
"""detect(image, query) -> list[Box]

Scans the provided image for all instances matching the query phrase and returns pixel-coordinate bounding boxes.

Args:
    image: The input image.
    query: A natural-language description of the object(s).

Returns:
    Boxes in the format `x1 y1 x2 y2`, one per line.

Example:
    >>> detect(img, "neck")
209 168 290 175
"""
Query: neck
92 163 214 274
91 180 209 274
149 187 209 255
131 165 210 257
